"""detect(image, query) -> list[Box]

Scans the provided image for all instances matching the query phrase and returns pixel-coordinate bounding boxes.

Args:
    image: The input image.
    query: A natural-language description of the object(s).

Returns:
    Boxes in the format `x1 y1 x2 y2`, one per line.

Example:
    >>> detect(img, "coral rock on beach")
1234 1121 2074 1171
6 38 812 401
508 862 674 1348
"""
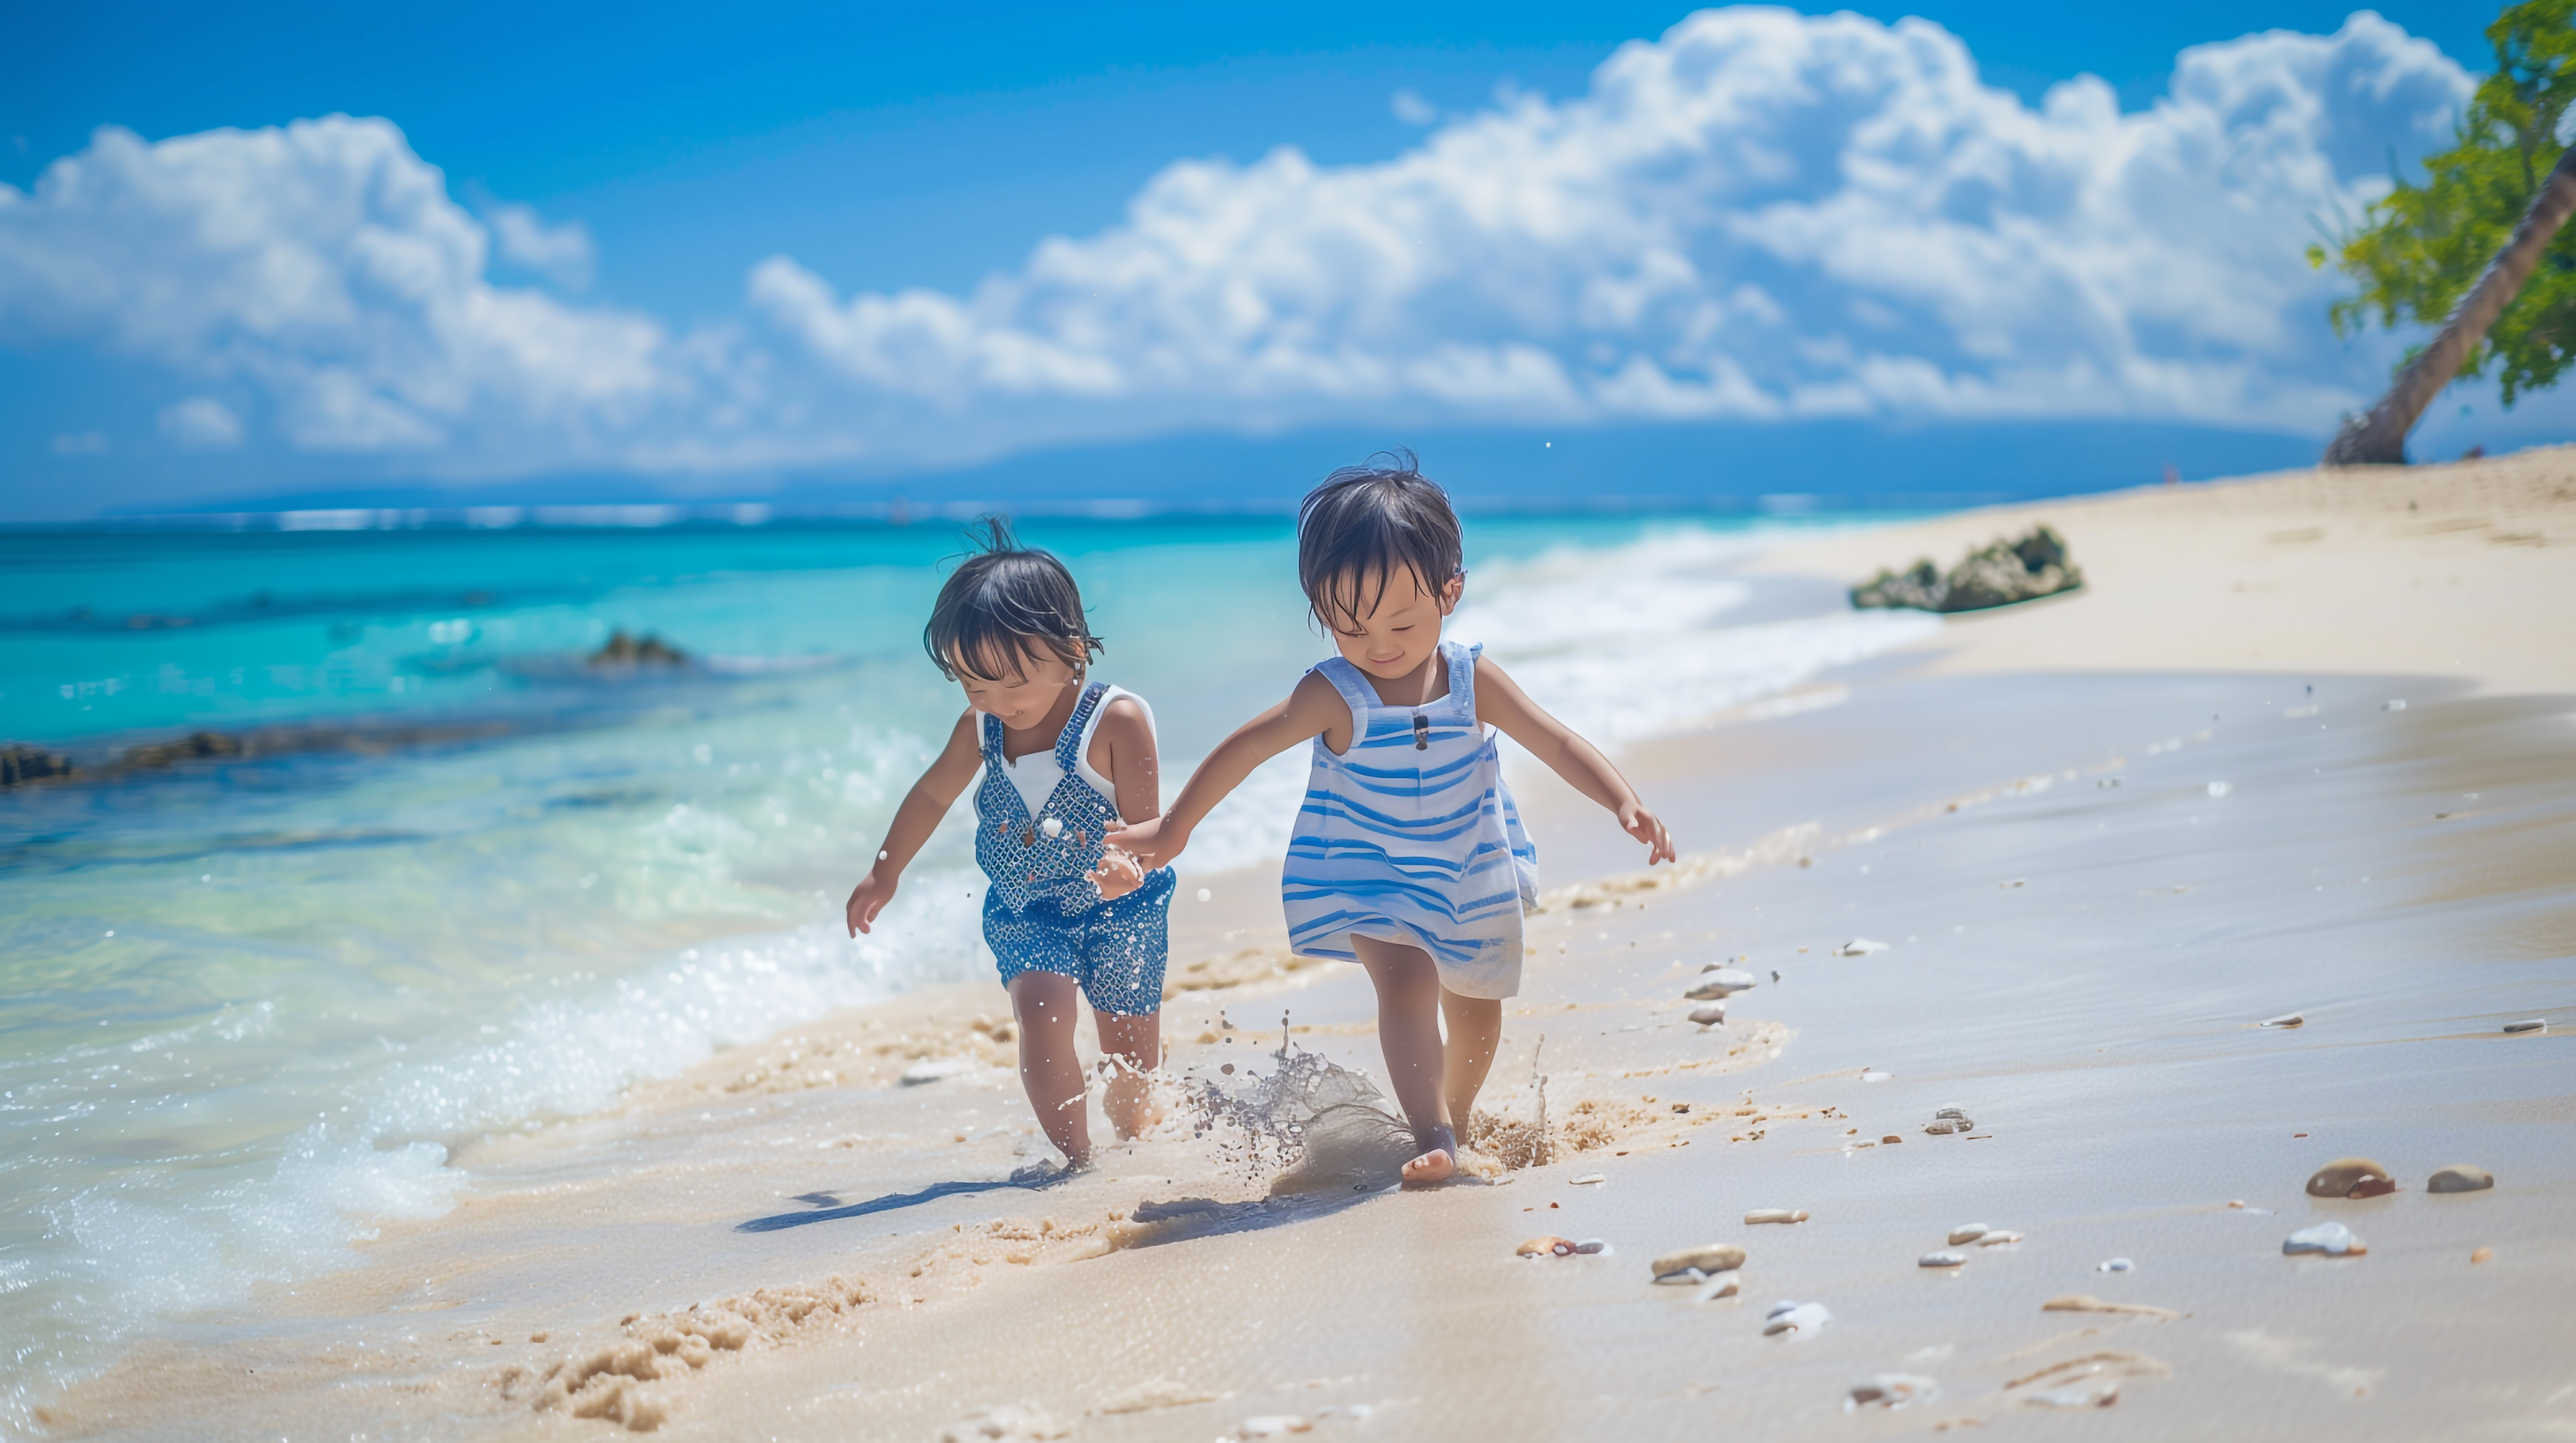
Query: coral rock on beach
1850 525 2085 613
2305 1157 2394 1198
1651 1243 1746 1282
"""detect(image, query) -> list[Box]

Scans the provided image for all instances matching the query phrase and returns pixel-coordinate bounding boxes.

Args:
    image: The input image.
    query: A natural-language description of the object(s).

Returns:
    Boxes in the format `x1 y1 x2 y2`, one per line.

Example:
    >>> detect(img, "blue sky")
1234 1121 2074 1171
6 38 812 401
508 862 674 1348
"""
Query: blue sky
0 2 2541 519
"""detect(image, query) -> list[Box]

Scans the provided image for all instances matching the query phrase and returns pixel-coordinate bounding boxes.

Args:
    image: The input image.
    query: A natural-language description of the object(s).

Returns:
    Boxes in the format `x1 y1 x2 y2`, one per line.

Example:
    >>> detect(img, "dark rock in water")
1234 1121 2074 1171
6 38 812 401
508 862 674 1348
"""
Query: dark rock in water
1852 526 2085 613
589 629 689 667
120 731 245 769
1 744 77 787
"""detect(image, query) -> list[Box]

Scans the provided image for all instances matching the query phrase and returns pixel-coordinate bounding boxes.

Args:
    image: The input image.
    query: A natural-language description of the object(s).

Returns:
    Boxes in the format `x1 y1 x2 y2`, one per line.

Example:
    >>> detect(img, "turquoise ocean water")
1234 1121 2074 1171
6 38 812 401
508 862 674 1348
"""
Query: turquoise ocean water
0 511 1939 1428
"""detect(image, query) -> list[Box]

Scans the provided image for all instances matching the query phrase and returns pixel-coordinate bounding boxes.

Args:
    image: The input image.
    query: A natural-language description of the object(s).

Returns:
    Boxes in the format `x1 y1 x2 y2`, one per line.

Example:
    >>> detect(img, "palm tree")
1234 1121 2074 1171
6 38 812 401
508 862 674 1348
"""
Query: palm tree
2325 143 2576 464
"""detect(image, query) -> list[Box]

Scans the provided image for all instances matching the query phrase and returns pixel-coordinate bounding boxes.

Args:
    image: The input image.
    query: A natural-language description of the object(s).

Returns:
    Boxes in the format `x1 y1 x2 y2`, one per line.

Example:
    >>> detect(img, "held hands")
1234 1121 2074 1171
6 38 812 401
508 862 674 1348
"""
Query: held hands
1102 814 1184 872
1091 846 1145 901
845 867 896 936
1621 800 1677 866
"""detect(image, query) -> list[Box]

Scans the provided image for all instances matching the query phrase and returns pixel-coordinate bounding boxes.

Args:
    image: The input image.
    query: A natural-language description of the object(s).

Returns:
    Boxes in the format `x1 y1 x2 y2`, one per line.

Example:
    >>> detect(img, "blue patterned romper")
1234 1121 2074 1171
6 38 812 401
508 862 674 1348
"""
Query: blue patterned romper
1282 641 1539 999
974 681 1175 1016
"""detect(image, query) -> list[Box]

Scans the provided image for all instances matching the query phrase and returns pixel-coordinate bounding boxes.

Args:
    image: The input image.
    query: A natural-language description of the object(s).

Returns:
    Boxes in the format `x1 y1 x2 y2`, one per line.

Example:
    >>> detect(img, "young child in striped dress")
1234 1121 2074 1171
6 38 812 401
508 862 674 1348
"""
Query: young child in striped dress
1114 456 1673 1182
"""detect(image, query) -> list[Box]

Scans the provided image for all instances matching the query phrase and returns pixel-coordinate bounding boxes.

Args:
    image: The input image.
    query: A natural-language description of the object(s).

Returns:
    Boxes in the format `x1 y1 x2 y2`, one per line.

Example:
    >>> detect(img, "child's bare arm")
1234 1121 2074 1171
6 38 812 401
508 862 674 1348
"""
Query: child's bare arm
1087 697 1160 900
845 711 984 935
1110 672 1344 869
1473 656 1675 865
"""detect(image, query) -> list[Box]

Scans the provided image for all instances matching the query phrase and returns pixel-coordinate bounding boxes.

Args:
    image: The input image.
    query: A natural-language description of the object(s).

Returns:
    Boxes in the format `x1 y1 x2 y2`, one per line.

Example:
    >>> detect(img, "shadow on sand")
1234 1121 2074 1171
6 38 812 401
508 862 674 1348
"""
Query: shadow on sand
733 1165 1075 1233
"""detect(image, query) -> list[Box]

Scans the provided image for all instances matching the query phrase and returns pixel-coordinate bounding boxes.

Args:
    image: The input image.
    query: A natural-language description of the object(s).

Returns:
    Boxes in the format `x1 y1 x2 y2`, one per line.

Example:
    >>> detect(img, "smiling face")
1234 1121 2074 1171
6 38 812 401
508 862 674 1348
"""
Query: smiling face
953 640 1082 730
1322 562 1463 682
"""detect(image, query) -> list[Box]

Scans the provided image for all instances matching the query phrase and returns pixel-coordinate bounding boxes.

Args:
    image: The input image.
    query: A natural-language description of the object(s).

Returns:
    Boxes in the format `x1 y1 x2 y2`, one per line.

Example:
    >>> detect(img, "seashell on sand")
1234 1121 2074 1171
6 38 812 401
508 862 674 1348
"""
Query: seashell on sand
1570 1173 1606 1186
2023 1382 2121 1409
1763 1300 1831 1336
2097 1258 2133 1272
1651 1243 1747 1282
1518 1236 1576 1257
1689 1004 1727 1027
1687 969 1758 1000
1948 1224 1990 1245
1977 1230 2025 1246
2304 1157 2392 1198
1695 1273 1741 1302
2283 1222 2366 1257
1919 1251 1968 1268
1745 1209 1809 1225
2427 1164 2493 1194
1846 1374 1938 1411
2471 1247 2493 1264
2259 1012 2304 1028
2502 1019 2546 1034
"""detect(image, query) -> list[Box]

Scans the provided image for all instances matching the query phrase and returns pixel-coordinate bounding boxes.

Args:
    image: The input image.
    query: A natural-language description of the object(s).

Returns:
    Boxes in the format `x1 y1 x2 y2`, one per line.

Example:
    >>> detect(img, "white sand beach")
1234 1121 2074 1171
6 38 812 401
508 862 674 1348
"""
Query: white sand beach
37 451 2576 1441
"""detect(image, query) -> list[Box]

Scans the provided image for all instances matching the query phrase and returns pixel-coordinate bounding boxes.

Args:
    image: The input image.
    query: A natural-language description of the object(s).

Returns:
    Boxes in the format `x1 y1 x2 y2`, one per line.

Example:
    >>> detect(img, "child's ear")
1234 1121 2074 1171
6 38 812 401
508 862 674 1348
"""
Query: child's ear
1438 573 1464 615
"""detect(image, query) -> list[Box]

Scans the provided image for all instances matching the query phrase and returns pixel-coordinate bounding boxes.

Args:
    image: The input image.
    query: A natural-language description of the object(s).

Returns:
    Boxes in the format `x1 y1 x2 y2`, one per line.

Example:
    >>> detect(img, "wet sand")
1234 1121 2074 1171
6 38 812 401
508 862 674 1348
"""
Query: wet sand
37 454 2576 1440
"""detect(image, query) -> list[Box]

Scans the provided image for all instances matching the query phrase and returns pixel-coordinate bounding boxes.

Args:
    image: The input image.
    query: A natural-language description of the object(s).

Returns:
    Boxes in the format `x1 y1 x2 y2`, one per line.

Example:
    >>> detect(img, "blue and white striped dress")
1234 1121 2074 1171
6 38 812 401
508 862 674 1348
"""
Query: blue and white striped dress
1283 640 1539 999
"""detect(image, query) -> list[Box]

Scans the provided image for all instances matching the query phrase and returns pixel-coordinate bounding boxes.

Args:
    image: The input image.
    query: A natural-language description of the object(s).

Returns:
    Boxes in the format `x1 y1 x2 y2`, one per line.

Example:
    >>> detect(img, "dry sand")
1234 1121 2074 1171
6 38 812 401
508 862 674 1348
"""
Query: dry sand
34 451 2576 1441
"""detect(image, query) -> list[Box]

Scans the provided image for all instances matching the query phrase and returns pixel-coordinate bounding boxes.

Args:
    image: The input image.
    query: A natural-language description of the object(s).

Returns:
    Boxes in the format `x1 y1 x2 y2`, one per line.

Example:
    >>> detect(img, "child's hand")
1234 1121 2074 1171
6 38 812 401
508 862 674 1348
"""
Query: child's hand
1104 815 1185 870
1092 847 1144 901
845 868 897 936
1621 801 1676 865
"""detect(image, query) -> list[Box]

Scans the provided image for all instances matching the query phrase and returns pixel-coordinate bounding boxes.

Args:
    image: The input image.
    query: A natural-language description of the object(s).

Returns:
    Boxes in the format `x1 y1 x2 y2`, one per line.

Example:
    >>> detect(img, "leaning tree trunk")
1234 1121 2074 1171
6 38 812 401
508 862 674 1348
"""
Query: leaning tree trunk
2325 141 2576 465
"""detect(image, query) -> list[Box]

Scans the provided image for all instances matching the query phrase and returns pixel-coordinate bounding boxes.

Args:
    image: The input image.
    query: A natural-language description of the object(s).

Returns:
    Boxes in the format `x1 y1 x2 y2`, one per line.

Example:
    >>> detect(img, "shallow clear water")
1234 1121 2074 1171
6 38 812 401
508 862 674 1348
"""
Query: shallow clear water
0 511 1935 1429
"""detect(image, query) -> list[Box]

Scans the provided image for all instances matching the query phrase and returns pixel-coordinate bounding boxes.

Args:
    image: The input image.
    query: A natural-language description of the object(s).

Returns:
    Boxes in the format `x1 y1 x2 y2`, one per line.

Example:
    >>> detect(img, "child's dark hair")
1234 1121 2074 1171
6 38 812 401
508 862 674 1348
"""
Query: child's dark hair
923 516 1103 682
1297 449 1464 630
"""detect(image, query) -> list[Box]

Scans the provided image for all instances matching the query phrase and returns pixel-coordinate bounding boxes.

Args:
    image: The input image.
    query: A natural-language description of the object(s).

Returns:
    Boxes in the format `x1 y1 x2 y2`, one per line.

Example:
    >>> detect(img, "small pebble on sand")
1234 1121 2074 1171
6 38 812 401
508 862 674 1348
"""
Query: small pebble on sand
2283 1222 2366 1257
2471 1247 2493 1264
1833 938 1889 956
1763 1300 1831 1336
1571 1173 1606 1186
1861 1070 1891 1082
1696 1273 1741 1301
1881 1135 1904 1144
1746 1209 1810 1225
1947 1224 1989 1245
2304 1157 2393 1199
2428 1163 2496 1193
1977 1230 2025 1246
1518 1236 1576 1257
2502 1019 2546 1034
1573 1238 1608 1255
1919 1251 1968 1268
1847 1374 1939 1411
2260 1013 2304 1028
1689 1004 1727 1027
2098 1258 2134 1272
1687 969 1758 1000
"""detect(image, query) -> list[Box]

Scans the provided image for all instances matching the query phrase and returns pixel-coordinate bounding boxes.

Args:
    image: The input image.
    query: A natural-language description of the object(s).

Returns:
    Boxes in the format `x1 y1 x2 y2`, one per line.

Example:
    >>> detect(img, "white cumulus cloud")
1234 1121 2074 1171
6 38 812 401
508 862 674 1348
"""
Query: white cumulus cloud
0 116 697 463
486 201 595 290
0 9 2482 478
157 395 243 449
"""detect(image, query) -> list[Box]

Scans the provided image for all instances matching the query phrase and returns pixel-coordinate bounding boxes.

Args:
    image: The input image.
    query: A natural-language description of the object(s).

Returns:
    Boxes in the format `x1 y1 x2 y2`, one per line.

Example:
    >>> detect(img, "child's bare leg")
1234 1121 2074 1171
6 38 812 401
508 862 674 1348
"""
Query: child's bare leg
1007 971 1092 1167
1349 935 1456 1182
1093 1008 1162 1140
1440 988 1504 1134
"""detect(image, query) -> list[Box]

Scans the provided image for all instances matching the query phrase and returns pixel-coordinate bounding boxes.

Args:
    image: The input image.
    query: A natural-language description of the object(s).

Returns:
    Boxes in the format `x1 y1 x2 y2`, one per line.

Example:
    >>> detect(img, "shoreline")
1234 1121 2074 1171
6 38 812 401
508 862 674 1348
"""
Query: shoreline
31 455 2576 1441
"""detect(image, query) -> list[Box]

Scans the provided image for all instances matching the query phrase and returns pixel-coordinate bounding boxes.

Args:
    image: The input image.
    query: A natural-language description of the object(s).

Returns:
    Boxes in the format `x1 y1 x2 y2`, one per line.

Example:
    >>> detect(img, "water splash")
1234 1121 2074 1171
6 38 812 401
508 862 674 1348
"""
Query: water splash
1179 1015 1417 1196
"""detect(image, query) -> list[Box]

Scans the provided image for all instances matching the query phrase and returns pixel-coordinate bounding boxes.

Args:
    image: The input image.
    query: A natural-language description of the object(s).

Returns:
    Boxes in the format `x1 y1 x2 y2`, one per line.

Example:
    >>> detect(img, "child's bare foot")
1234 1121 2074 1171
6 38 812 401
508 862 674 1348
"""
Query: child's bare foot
1400 1126 1458 1185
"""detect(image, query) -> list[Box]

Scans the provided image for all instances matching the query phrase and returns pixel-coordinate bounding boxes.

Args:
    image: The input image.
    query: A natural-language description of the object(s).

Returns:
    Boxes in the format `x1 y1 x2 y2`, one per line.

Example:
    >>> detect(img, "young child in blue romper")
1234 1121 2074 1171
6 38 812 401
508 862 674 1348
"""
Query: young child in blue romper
845 519 1173 1170
1116 455 1674 1184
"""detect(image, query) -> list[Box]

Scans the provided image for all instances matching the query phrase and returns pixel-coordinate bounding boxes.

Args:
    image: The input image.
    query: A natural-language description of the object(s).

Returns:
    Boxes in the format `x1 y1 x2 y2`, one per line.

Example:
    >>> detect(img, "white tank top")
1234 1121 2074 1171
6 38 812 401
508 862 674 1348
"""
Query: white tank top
985 684 1150 819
